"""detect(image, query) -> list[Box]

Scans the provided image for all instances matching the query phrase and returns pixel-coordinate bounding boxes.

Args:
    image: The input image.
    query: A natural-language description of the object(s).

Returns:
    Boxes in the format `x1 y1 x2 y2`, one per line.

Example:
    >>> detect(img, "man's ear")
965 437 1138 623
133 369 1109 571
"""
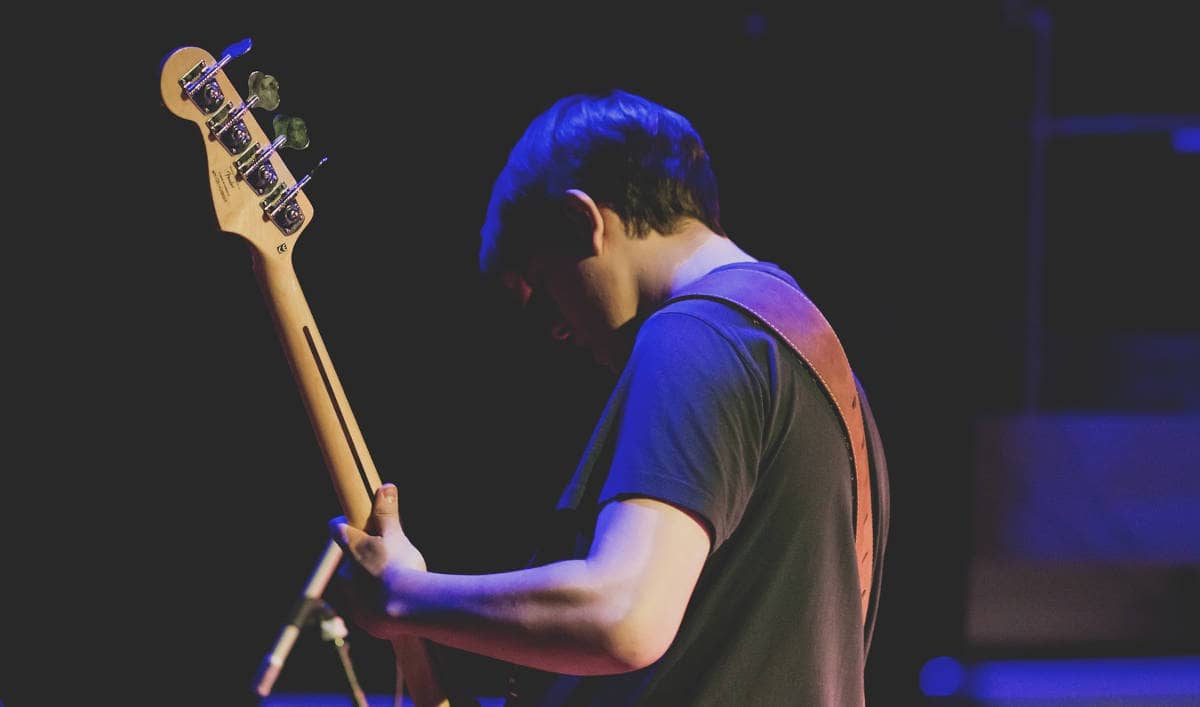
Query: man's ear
564 189 605 257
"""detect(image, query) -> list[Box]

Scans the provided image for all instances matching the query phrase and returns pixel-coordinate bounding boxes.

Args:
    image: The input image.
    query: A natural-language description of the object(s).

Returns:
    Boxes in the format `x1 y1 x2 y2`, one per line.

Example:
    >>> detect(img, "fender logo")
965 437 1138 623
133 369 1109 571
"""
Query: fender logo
211 168 237 204
212 169 230 203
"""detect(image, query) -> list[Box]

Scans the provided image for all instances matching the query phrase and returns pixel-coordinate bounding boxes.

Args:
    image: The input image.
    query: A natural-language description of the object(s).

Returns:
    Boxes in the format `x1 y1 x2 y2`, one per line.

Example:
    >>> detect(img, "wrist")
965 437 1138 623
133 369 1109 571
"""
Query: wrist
382 564 425 619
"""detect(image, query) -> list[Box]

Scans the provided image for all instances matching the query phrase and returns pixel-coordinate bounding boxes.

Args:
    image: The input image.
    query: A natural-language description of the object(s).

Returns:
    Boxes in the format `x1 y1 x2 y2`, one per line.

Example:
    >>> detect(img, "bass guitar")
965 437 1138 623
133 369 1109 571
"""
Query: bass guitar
158 37 447 707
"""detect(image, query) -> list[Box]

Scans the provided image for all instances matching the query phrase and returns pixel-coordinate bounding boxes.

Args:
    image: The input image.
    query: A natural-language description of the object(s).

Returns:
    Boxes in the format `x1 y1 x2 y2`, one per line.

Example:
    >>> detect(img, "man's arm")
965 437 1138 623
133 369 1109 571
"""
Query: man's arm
332 485 711 676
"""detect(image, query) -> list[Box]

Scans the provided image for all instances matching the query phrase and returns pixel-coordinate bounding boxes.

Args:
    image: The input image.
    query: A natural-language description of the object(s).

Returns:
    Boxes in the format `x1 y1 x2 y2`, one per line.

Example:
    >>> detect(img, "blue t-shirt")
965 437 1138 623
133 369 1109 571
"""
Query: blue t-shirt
510 261 888 706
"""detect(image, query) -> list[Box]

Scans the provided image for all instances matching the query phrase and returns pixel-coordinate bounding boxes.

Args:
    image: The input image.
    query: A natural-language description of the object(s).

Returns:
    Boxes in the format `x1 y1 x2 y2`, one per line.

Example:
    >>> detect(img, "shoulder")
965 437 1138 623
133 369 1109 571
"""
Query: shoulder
624 298 772 398
639 298 760 363
646 262 799 350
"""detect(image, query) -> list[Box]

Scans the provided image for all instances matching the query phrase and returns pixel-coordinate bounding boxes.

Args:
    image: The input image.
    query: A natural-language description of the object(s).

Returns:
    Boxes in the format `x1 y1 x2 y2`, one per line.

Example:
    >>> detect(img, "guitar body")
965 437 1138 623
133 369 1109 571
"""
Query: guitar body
159 43 447 707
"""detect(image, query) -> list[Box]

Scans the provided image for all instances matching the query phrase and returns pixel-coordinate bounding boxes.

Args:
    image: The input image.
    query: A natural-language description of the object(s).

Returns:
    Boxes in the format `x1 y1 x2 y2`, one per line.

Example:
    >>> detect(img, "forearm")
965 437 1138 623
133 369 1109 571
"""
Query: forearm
380 558 649 675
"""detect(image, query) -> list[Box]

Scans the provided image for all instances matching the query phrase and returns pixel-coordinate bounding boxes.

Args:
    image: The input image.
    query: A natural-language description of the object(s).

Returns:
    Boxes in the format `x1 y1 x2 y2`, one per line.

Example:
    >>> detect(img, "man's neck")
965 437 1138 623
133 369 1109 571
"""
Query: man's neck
666 231 758 299
612 225 758 369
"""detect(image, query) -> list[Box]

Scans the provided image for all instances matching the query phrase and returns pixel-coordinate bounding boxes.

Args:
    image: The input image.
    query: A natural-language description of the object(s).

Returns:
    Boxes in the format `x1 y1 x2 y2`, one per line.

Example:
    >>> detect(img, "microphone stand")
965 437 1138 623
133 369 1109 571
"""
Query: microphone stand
316 598 369 707
254 539 367 705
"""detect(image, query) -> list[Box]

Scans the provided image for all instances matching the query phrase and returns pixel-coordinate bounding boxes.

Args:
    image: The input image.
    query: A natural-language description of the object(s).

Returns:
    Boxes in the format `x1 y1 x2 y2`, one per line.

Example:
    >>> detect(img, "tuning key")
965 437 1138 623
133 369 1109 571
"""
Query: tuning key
273 115 310 150
235 135 288 195
179 37 253 114
207 94 260 154
260 156 328 235
247 70 281 111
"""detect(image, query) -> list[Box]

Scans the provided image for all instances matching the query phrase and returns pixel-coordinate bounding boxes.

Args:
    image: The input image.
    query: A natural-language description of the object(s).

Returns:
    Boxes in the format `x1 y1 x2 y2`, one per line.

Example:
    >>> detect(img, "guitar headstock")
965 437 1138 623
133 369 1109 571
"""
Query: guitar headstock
159 39 321 258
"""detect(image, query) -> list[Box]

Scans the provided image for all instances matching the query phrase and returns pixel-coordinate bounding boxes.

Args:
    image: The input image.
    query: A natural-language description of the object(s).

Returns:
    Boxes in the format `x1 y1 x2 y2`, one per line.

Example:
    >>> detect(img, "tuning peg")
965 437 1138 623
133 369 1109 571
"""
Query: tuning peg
273 114 310 150
181 37 253 103
305 156 330 184
247 70 281 111
284 156 328 203
221 38 254 62
236 135 288 195
261 156 328 235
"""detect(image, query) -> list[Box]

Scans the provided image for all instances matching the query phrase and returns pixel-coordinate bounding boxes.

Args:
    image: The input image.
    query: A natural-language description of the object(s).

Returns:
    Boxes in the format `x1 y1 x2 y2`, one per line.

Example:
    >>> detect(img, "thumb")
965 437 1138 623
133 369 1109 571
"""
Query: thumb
329 514 366 550
371 483 402 536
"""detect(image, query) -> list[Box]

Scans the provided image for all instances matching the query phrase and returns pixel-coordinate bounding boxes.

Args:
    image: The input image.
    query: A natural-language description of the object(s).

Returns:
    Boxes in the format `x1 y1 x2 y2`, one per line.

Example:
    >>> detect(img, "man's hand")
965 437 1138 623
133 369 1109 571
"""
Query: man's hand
329 483 427 638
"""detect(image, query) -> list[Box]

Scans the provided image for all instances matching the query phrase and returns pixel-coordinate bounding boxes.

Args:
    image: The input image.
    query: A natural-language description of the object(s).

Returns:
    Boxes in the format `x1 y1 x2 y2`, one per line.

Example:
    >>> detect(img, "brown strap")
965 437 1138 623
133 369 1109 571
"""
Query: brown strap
668 267 874 622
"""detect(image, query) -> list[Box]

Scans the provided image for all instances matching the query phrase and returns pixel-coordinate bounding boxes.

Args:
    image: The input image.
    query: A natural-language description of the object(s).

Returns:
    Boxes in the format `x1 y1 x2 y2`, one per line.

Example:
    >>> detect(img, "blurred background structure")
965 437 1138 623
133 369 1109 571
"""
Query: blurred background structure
5 2 1196 705
946 2 1200 705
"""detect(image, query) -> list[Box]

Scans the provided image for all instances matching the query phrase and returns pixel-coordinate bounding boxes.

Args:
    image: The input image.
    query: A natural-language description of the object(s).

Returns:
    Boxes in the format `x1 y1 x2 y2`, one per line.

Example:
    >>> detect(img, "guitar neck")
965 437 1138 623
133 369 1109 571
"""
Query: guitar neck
251 249 448 706
250 249 381 527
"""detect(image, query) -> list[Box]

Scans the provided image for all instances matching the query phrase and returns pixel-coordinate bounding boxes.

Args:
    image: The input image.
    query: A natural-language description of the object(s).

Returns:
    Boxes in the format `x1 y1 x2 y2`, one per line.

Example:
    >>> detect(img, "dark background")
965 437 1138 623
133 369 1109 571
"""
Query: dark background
6 2 1196 705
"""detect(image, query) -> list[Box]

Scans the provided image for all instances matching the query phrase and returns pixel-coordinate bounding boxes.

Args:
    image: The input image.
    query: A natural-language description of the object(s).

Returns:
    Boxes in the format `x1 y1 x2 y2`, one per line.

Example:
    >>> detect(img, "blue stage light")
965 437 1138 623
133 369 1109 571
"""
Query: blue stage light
1173 128 1200 153
919 656 966 697
920 655 1200 700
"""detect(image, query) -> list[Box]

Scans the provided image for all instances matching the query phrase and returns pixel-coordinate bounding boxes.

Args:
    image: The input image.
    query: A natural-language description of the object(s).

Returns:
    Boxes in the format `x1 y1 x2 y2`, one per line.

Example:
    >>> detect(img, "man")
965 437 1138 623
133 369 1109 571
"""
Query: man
330 89 889 706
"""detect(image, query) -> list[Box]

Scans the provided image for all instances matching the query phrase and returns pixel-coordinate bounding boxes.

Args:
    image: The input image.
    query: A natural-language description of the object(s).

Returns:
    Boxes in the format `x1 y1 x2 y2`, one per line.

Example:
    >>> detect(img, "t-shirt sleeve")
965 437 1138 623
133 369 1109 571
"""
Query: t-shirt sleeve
598 309 765 550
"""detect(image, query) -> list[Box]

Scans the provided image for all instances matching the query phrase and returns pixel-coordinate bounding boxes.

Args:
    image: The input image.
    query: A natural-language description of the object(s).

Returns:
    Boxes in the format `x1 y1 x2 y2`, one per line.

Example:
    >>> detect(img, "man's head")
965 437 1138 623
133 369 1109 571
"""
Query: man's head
480 90 724 276
479 90 725 368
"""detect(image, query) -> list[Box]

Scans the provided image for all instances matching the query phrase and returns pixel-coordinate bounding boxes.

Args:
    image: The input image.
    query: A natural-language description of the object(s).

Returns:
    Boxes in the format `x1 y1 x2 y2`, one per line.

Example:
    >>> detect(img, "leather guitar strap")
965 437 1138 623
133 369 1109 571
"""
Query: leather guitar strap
666 266 875 623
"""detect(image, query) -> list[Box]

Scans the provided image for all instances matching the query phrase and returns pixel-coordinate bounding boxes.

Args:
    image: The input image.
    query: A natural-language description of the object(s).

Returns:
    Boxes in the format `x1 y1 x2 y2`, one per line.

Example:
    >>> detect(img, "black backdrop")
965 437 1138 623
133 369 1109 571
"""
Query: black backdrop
6 3 1092 705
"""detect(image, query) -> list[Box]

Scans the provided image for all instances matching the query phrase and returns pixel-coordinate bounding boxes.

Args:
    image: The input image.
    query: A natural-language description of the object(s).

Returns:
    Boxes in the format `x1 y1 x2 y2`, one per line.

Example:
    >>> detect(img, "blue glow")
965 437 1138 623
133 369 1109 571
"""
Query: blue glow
919 656 966 696
744 13 767 39
1174 128 1200 153
920 656 1200 699
970 657 1200 698
1051 114 1200 136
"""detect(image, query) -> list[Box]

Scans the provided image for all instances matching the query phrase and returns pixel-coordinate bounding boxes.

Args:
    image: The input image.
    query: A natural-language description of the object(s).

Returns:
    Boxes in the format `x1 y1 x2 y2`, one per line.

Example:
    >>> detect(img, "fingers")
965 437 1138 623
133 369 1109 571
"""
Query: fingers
328 515 375 570
328 515 356 548
328 486 402 576
335 526 388 576
371 483 402 537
